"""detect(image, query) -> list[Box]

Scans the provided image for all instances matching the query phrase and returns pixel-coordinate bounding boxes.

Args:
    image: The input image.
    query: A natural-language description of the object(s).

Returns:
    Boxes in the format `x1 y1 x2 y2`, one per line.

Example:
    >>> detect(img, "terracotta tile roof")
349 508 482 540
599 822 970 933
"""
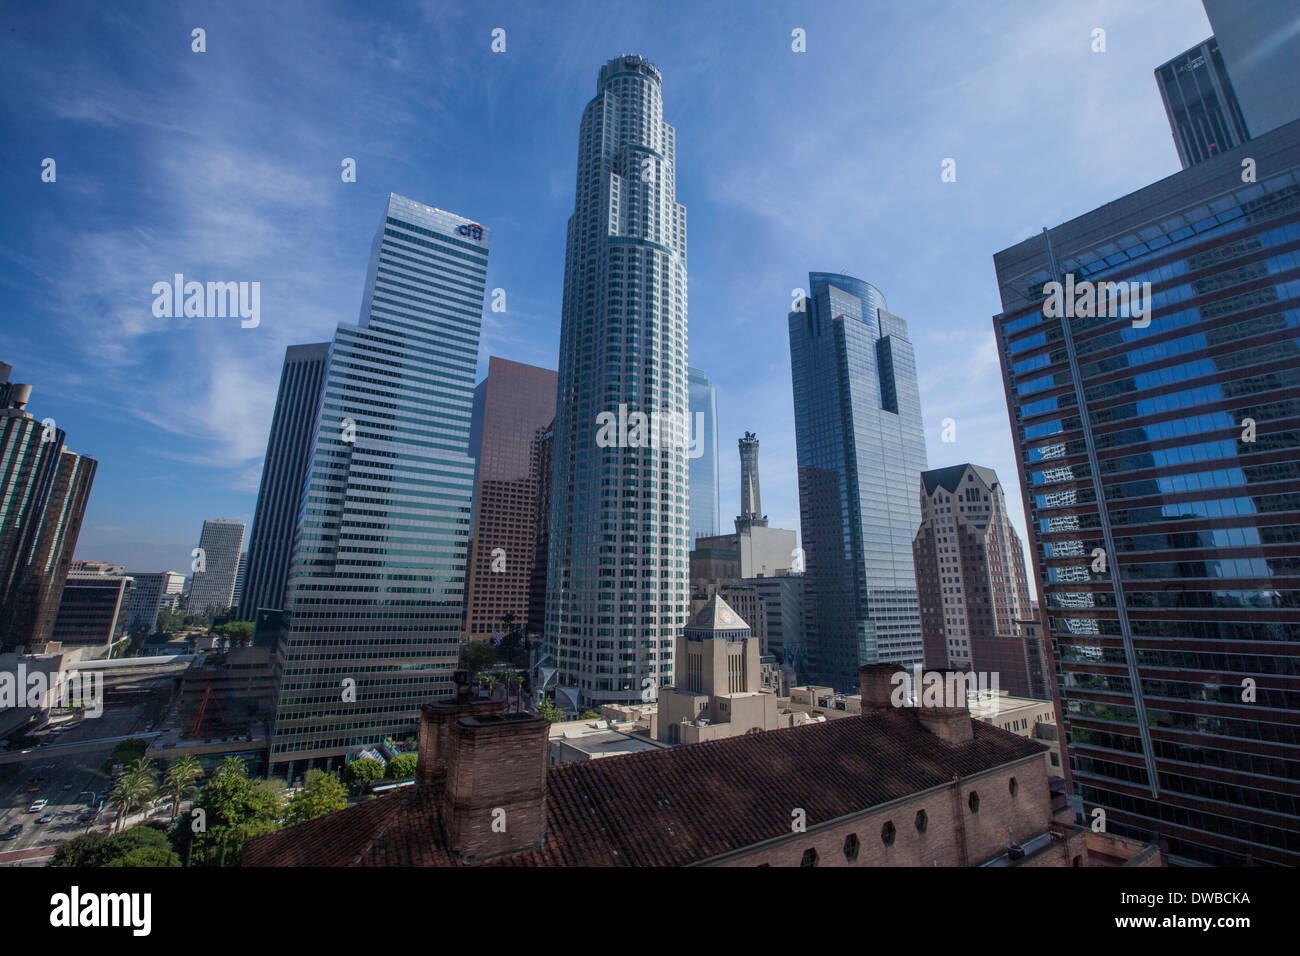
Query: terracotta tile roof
243 709 1045 867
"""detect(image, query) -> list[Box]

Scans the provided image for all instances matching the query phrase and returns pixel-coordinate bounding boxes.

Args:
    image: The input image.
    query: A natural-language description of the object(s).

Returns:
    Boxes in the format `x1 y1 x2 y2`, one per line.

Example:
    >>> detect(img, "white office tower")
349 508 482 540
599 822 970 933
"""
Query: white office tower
187 519 246 614
542 55 690 712
271 195 488 776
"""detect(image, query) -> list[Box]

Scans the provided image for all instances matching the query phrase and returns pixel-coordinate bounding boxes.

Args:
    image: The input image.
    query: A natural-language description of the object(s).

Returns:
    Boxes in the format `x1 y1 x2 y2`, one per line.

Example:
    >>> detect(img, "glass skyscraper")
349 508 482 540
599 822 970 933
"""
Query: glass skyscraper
271 194 487 776
240 341 329 620
993 116 1300 866
687 365 719 543
788 273 928 691
1155 37 1250 169
543 55 689 712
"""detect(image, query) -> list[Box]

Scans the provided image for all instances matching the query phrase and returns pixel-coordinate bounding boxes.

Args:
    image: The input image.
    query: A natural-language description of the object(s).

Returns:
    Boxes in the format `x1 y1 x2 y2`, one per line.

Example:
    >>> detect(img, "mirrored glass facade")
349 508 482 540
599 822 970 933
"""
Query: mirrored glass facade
687 365 719 543
788 273 928 692
271 194 487 775
993 117 1300 866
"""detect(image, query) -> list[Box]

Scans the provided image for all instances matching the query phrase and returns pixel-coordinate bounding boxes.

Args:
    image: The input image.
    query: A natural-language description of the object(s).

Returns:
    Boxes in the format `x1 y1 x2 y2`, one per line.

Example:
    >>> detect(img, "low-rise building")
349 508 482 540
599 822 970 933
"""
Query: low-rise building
244 664 1106 867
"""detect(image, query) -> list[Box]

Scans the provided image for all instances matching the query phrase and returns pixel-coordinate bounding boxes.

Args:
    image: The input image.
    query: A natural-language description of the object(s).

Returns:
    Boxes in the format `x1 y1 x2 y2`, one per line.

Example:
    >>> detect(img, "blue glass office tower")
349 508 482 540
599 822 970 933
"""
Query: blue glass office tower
270 194 487 776
993 117 1300 866
788 273 928 691
688 366 719 543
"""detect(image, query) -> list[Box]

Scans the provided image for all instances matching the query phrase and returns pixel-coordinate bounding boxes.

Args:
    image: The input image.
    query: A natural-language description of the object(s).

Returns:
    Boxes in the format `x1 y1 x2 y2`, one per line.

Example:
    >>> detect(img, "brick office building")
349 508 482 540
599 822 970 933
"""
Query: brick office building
244 664 1097 867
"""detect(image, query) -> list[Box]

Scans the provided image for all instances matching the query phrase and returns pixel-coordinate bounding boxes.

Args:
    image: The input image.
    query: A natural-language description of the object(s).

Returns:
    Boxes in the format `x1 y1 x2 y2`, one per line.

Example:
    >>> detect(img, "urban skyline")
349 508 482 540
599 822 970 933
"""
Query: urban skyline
1 0 1296 885
1 1 1228 576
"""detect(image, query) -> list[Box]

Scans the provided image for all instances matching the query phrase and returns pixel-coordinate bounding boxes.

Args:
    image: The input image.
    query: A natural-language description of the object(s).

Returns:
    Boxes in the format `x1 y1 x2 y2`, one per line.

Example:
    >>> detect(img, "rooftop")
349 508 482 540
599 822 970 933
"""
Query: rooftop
243 708 1045 867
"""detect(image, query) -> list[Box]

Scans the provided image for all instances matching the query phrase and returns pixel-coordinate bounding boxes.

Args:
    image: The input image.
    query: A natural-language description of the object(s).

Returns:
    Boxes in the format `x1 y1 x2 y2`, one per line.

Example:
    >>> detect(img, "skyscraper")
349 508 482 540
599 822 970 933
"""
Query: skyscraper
789 273 928 690
271 194 488 776
187 518 245 615
735 431 765 533
543 55 690 712
1202 0 1300 140
9 448 97 646
462 356 556 641
992 116 1300 866
687 366 719 542
1155 37 1250 169
912 464 1041 698
240 342 330 620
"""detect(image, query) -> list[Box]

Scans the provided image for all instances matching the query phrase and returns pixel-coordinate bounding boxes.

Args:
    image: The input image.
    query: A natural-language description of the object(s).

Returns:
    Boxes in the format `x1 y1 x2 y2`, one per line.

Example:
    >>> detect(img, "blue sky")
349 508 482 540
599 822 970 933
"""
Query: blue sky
0 0 1214 575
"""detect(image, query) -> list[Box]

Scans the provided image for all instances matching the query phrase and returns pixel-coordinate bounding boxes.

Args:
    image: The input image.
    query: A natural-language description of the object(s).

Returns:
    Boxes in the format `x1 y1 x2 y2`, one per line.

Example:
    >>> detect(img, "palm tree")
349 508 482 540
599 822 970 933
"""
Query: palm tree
482 674 500 700
164 755 203 821
109 759 159 830
501 668 521 711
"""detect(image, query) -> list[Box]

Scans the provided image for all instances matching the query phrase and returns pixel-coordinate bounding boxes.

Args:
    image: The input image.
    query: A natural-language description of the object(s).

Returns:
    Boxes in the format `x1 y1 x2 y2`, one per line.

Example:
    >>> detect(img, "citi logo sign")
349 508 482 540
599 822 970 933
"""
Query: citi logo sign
457 223 484 240
49 886 151 936
1041 273 1152 328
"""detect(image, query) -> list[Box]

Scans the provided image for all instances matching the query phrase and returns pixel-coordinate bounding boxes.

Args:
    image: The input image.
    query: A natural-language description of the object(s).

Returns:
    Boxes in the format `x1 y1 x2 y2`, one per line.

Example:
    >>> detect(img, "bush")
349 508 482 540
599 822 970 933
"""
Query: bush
384 754 417 780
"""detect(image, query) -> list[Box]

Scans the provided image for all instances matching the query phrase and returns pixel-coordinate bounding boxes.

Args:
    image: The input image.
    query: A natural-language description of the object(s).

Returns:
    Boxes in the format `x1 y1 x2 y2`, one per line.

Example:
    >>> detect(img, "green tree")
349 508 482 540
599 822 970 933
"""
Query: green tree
459 639 496 673
211 620 255 647
50 823 179 867
163 755 203 822
109 758 159 830
384 753 418 780
538 696 566 724
345 758 385 788
578 710 602 720
285 770 347 825
171 756 283 866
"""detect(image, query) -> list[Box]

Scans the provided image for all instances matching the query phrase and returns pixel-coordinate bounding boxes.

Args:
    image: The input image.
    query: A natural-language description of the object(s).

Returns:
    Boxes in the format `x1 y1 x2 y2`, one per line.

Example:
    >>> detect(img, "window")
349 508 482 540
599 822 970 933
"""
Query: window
881 821 897 846
915 810 928 833
843 833 860 861
1009 776 1019 797
968 791 981 813
800 848 818 867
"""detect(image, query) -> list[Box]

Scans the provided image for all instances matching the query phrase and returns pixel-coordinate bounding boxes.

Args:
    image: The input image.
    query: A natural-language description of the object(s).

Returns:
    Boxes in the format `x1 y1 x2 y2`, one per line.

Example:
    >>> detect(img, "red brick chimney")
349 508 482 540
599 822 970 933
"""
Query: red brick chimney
416 670 508 785
858 663 974 743
858 663 901 709
441 712 549 862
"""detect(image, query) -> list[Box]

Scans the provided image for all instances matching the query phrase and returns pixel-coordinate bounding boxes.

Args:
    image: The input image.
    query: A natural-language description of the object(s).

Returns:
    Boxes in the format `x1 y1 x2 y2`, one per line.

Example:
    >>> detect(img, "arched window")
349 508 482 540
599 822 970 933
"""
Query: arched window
881 821 897 846
800 848 818 867
1009 776 1019 797
915 810 928 833
968 791 981 813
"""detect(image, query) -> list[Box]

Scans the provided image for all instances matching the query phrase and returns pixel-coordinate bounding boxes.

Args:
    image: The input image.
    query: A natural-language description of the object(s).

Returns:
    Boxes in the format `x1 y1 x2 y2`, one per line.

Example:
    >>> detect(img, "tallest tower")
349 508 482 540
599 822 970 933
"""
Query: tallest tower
543 55 690 712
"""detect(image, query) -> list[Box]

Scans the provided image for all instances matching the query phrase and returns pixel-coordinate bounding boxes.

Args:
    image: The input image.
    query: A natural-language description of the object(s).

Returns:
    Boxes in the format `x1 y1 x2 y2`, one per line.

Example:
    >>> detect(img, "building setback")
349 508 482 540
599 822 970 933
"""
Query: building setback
543 55 690 711
913 464 1043 699
789 273 928 690
240 342 330 620
462 357 557 642
187 519 245 615
271 194 488 776
992 115 1300 866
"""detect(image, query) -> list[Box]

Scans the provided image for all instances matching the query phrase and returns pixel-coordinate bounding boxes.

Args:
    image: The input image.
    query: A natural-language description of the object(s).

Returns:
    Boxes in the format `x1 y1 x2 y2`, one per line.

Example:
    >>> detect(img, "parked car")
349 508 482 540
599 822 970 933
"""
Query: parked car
36 813 55 824
76 810 97 823
1 824 22 840
27 799 48 813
